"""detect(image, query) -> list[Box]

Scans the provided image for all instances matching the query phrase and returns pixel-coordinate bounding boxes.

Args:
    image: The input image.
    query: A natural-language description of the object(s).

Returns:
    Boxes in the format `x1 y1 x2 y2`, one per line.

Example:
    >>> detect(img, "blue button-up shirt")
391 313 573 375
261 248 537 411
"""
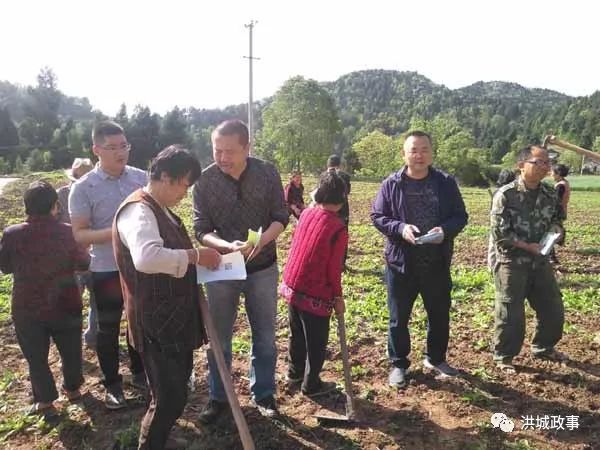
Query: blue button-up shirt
69 165 147 272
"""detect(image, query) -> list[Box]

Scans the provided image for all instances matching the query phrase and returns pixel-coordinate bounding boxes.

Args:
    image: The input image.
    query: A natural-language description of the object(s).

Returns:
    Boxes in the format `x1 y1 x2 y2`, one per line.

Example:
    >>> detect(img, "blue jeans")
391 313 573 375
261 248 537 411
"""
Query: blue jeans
205 263 278 402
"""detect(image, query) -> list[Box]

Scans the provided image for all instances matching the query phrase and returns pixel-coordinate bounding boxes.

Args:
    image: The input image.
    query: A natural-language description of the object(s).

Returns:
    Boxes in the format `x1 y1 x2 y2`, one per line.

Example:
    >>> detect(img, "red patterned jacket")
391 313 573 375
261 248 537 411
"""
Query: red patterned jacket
282 207 348 315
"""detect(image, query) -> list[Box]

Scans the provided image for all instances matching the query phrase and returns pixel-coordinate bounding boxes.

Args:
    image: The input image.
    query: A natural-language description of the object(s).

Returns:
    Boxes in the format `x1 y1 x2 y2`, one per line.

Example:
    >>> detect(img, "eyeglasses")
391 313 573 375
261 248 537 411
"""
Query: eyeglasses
524 159 550 167
98 143 131 152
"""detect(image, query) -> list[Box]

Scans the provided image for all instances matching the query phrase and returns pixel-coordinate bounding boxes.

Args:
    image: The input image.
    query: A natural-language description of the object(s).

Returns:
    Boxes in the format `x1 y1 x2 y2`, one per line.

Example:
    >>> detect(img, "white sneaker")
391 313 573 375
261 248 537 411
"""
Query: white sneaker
423 359 459 377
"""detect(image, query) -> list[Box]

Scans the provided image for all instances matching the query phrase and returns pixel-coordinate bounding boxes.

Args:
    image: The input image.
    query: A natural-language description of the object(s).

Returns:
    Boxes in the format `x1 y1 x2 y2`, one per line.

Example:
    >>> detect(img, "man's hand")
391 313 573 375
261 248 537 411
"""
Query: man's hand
426 226 445 244
245 237 264 263
402 224 421 245
525 243 543 255
334 296 345 315
197 248 222 270
515 240 542 255
229 240 253 257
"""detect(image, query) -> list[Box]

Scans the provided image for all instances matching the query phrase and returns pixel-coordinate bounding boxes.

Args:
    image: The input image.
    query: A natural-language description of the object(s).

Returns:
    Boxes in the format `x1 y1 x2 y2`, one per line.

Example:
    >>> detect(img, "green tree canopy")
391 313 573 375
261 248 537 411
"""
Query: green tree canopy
351 130 400 177
257 76 340 173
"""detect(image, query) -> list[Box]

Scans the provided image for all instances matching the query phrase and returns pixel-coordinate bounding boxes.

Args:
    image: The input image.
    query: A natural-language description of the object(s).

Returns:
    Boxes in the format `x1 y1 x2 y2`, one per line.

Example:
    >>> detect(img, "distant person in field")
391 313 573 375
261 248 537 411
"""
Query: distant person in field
280 171 348 396
69 121 147 410
326 154 351 267
489 145 566 373
549 163 570 264
0 181 90 416
193 119 288 422
57 158 97 349
114 146 220 450
284 171 306 220
371 130 468 388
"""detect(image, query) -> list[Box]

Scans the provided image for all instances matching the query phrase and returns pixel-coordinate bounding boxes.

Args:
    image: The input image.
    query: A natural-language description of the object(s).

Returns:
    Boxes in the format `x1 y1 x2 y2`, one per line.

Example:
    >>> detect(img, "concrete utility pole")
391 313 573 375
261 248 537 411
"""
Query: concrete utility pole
244 20 259 153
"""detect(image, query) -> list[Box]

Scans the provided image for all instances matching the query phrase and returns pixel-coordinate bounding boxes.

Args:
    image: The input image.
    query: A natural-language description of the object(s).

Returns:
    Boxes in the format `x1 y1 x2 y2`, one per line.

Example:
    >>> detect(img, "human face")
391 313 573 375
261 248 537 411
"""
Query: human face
212 133 249 178
161 173 192 208
292 174 302 186
519 147 550 187
403 135 433 178
92 133 130 176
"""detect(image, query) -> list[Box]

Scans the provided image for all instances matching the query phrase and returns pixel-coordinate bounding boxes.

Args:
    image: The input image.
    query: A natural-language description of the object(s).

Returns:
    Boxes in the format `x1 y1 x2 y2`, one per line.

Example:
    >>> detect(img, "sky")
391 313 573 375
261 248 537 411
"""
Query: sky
2 0 599 116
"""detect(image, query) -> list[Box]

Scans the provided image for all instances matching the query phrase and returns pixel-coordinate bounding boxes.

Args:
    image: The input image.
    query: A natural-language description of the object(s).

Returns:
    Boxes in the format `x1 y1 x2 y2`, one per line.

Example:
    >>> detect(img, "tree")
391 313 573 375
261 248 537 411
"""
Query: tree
0 157 10 174
351 130 399 177
127 105 161 169
0 107 19 147
19 67 61 147
114 103 129 130
258 76 340 173
159 106 190 149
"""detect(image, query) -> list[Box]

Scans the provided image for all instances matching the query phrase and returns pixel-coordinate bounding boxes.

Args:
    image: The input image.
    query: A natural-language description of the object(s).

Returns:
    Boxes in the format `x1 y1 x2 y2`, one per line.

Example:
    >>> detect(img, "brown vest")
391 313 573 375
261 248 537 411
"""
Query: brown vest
113 189 207 353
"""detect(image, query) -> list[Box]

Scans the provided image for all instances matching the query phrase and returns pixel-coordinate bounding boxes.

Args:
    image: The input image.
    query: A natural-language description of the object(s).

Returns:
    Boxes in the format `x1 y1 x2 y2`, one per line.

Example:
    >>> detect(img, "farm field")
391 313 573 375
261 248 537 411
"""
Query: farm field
0 173 599 450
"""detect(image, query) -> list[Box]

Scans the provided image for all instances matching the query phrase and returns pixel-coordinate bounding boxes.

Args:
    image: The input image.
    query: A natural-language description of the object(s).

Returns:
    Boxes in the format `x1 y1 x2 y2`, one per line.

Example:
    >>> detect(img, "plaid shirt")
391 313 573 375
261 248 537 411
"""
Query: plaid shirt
192 158 289 273
0 216 90 321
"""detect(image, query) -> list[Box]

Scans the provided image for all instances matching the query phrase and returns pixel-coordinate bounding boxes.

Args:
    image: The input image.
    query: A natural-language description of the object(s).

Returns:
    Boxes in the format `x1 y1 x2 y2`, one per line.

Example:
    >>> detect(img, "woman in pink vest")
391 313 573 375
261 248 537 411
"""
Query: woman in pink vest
279 171 348 397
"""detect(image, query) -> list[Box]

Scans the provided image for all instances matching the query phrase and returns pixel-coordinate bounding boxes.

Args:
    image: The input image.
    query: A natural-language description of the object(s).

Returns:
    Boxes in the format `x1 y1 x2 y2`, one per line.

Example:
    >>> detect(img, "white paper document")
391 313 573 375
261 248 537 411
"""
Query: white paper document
196 251 247 284
539 232 561 256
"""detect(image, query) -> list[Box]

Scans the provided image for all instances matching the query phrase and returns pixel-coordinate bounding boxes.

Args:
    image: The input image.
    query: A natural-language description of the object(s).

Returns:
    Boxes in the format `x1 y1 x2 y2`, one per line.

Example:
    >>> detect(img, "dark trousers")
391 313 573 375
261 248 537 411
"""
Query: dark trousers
287 304 331 391
386 263 452 369
92 271 144 388
493 260 564 362
14 314 83 403
138 340 193 450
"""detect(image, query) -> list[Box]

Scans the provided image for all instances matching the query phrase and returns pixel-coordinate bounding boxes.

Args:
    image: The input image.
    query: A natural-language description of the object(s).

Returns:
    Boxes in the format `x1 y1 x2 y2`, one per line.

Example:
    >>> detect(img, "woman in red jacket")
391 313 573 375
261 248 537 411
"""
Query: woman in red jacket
279 171 348 396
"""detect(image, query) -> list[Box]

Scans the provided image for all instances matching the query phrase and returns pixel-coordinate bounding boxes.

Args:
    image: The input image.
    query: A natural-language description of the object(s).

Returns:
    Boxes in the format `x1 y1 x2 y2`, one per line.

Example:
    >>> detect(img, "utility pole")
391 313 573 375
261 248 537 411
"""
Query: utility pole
244 20 259 153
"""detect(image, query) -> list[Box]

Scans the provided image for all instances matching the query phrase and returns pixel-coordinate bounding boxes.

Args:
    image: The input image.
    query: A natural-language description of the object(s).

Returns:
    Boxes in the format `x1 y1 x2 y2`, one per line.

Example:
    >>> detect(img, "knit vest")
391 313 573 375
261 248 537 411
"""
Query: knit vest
283 207 345 300
113 190 207 353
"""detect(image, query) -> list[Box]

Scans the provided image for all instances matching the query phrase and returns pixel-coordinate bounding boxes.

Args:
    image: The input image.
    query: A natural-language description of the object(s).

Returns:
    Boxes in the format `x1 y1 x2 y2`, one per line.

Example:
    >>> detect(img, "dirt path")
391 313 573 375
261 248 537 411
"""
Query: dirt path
0 178 20 195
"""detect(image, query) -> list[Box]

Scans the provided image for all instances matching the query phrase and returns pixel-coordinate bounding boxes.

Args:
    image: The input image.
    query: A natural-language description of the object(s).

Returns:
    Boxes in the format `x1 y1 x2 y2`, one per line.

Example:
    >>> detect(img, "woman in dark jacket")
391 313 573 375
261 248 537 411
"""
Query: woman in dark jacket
284 172 305 219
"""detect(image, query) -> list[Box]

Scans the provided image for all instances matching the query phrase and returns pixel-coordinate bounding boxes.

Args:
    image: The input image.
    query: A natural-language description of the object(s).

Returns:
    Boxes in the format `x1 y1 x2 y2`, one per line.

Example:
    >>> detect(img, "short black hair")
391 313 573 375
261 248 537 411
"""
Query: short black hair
149 145 202 184
212 119 249 146
496 169 516 187
405 130 432 145
92 121 124 145
552 163 569 178
24 180 58 216
314 171 346 205
517 145 546 162
327 154 341 168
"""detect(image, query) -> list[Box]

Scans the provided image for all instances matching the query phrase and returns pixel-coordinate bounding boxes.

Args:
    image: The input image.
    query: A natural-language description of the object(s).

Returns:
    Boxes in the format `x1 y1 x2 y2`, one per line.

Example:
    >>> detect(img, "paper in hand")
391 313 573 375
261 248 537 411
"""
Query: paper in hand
196 251 247 284
414 230 444 245
539 232 561 256
247 227 262 246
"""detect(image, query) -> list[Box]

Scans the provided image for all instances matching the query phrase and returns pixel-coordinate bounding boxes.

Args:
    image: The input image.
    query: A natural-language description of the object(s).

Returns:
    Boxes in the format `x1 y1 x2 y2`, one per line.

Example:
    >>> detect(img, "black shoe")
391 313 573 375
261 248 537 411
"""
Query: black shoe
285 372 303 386
301 380 339 397
198 399 228 424
104 387 127 410
251 395 278 417
131 372 148 390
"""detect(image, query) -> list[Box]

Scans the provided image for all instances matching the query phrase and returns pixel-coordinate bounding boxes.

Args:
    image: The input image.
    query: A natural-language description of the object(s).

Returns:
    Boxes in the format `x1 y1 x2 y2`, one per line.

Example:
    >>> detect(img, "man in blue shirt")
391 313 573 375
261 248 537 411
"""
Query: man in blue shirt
371 131 468 388
69 121 147 409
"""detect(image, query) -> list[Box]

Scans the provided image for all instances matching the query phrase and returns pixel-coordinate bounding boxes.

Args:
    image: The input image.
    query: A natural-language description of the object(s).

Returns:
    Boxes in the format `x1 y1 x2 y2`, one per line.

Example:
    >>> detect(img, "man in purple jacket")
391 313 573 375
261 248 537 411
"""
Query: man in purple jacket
371 131 468 388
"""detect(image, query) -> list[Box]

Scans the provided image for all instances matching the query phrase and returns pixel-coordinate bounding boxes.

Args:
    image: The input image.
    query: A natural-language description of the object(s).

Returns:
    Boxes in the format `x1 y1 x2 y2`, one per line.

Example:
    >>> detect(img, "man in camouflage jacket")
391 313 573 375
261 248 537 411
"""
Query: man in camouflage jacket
489 145 565 370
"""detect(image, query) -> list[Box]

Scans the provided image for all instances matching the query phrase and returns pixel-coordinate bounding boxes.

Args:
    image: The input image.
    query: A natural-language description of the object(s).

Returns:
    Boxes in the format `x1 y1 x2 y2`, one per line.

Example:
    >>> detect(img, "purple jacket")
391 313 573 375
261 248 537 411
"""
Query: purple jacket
0 216 90 321
370 166 468 274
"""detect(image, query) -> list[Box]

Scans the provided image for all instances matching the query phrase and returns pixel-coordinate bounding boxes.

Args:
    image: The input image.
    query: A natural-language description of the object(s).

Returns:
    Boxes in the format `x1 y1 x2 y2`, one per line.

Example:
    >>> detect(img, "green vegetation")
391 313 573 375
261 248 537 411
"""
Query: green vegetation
0 174 598 449
3 68 600 184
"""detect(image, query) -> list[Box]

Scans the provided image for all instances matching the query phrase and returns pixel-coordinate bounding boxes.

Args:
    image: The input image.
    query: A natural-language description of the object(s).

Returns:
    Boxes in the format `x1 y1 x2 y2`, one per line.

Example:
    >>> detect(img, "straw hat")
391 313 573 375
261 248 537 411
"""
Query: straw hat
65 158 94 181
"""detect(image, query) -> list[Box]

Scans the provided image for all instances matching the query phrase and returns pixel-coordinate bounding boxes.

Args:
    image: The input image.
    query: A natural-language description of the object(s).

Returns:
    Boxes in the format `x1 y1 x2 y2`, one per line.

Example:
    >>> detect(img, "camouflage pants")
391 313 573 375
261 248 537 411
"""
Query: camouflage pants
493 259 564 362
